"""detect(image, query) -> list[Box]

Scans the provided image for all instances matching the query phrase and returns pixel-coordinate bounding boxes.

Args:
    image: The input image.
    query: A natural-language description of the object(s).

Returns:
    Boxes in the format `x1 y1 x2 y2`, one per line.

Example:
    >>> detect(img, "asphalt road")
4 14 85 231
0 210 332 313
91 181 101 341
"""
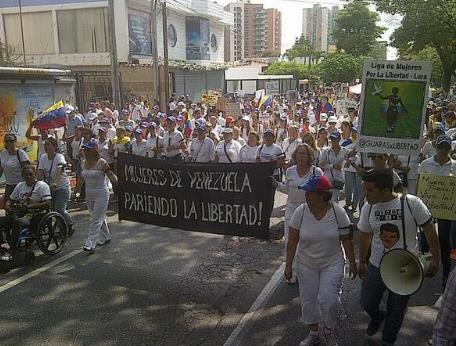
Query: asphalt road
0 192 447 346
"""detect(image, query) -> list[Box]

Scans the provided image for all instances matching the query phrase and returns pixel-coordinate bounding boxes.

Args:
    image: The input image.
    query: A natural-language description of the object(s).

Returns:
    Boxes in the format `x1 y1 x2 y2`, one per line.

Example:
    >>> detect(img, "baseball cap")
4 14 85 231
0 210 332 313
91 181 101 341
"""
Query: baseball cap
65 105 75 113
82 139 98 151
222 127 233 134
167 116 176 122
196 124 206 132
436 135 452 146
98 127 107 133
148 122 157 129
329 131 341 140
125 125 133 132
264 129 275 136
320 113 328 121
134 128 143 135
318 127 328 134
328 116 338 124
443 111 456 118
298 175 333 192
226 116 235 123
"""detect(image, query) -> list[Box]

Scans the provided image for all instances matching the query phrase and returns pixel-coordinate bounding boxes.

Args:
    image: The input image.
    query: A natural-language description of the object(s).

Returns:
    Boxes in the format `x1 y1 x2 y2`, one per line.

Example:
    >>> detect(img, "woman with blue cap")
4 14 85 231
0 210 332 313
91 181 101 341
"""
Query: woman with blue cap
130 128 148 157
286 175 356 346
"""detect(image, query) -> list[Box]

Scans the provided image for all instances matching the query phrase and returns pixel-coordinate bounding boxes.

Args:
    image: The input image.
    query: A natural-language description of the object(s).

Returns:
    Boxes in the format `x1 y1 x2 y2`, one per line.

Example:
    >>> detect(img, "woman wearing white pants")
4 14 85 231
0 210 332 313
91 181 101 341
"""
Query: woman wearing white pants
286 175 356 346
77 139 118 253
275 143 322 284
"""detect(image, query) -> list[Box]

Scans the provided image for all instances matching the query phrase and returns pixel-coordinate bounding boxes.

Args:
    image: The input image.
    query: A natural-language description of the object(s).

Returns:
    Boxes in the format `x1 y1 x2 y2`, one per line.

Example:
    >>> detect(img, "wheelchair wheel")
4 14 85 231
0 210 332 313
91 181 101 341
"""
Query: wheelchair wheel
36 212 68 256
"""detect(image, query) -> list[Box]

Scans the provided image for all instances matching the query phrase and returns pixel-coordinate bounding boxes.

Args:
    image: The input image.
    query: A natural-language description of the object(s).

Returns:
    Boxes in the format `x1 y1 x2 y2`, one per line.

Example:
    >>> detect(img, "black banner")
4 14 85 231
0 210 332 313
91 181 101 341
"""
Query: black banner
117 153 276 239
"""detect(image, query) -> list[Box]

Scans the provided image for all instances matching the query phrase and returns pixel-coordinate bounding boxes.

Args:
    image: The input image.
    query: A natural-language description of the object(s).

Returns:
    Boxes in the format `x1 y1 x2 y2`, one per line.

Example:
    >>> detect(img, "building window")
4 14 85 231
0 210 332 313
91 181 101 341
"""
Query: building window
4 11 55 55
57 8 110 54
168 24 177 48
210 34 217 52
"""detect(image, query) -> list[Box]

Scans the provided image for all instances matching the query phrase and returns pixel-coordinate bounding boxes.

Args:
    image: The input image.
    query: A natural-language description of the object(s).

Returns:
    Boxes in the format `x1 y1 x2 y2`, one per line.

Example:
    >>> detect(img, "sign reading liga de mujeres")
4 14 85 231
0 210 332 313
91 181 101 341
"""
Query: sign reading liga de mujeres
117 153 276 239
357 60 431 155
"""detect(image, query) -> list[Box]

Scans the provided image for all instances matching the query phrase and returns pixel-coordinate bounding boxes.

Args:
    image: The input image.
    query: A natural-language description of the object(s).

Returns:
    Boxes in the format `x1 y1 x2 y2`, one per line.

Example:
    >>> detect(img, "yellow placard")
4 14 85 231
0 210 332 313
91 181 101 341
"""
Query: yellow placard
417 173 456 220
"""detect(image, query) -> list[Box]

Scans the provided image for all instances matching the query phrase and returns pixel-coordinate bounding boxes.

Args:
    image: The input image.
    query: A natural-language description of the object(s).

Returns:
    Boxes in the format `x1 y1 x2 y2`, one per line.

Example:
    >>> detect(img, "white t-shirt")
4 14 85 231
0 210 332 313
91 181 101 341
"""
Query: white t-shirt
358 195 432 268
289 203 351 269
146 136 164 158
215 140 242 163
163 130 184 158
238 144 258 163
277 165 323 205
0 149 29 185
188 137 215 162
420 156 456 176
319 147 345 184
10 180 51 204
96 139 114 164
131 139 148 157
256 143 283 162
71 138 83 160
38 153 69 190
281 137 302 161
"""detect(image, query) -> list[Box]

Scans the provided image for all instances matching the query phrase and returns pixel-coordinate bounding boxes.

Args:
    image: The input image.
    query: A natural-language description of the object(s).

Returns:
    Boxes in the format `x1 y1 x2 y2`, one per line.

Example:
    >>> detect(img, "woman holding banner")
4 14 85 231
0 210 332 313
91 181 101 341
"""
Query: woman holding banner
276 143 323 284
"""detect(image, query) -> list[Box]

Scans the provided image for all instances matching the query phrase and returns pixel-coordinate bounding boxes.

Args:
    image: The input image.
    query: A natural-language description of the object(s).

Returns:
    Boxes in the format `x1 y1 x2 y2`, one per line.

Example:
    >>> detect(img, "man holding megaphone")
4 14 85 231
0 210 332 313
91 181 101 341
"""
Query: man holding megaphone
357 169 440 346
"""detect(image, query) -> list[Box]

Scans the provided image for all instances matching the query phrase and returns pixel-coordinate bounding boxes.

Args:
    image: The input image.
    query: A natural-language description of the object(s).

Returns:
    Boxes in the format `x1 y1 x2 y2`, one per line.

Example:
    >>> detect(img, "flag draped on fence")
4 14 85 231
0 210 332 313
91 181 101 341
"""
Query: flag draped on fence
32 101 66 130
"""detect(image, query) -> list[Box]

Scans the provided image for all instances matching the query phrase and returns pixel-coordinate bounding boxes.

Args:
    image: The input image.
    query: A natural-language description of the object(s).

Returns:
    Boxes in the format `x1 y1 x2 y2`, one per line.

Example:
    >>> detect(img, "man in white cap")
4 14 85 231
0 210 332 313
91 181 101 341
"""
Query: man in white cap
327 116 339 136
188 124 215 163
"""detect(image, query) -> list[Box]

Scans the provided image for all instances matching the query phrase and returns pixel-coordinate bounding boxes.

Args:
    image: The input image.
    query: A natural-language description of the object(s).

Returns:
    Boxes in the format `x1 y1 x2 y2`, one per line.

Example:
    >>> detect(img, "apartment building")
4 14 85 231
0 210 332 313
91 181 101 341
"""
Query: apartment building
302 4 339 52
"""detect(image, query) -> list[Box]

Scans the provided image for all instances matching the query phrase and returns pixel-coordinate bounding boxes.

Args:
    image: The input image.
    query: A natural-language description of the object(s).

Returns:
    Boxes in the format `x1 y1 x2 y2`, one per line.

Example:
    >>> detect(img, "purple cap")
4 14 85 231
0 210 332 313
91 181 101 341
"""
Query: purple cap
167 116 176 122
82 139 98 151
329 131 341 140
436 135 452 146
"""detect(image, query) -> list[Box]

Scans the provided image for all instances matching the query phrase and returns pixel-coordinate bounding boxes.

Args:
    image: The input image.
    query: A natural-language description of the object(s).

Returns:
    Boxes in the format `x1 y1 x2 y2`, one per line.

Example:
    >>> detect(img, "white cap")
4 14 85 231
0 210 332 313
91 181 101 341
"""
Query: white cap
320 113 328 121
65 105 75 113
242 115 251 121
328 116 338 124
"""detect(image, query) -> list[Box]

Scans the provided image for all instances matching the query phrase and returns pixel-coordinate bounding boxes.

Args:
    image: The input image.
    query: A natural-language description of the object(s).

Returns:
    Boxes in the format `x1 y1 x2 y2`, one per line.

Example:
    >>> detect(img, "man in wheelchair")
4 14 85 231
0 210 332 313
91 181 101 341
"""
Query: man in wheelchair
0 165 51 261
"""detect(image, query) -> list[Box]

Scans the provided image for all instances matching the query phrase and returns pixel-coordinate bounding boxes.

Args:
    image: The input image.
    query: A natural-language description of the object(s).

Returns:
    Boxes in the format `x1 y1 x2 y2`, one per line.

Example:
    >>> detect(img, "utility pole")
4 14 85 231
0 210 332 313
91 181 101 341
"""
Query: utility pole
108 0 121 107
150 0 160 106
18 0 26 66
162 0 170 112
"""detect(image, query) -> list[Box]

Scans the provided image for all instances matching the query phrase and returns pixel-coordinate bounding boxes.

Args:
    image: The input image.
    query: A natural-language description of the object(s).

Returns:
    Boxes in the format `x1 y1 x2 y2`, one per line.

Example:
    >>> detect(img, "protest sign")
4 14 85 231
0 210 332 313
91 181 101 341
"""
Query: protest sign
417 173 456 220
201 94 218 107
117 153 276 239
265 80 280 95
357 60 431 155
254 89 265 101
336 99 358 118
217 97 241 119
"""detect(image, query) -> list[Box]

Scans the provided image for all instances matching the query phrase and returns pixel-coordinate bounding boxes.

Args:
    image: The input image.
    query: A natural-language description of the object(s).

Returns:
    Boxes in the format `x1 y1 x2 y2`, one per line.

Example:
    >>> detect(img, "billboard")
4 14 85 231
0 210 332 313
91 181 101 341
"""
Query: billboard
128 10 152 55
186 17 210 60
357 60 431 155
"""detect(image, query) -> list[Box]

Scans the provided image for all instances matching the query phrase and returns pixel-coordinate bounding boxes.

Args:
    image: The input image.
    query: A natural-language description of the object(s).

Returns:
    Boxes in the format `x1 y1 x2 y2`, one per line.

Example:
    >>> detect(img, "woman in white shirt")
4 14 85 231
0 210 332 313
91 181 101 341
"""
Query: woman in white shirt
188 125 215 162
37 137 74 233
215 128 242 163
146 122 163 159
286 175 356 346
0 133 30 201
238 132 259 163
130 128 148 157
276 143 323 284
77 139 118 253
319 131 345 202
163 116 185 160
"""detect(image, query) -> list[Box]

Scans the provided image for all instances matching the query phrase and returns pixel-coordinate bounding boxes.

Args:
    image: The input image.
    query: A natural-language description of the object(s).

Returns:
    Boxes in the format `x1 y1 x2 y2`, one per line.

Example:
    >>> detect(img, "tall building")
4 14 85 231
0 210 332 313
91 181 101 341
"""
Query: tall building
266 8 281 56
225 1 281 60
302 4 339 52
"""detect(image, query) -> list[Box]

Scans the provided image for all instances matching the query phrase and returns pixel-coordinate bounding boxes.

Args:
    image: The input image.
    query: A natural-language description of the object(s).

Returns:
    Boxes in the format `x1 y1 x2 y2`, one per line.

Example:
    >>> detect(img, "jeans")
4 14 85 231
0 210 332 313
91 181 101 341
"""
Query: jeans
360 263 410 345
344 171 361 208
52 187 73 227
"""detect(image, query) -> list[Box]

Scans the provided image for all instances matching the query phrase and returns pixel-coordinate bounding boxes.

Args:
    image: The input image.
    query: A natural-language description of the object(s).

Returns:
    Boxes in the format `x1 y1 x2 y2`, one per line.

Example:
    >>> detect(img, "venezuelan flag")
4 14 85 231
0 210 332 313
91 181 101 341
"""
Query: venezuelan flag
32 101 66 130
259 95 273 109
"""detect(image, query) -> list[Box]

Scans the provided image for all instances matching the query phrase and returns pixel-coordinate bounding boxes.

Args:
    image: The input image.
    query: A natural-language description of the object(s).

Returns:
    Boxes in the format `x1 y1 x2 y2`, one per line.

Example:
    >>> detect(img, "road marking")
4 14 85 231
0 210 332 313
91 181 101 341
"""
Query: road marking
223 262 285 346
0 249 82 294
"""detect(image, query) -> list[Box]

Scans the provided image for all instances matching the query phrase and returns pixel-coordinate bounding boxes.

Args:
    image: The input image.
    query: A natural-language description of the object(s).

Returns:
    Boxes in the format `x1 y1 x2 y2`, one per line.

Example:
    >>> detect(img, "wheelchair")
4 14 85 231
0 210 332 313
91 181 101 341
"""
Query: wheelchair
0 209 68 273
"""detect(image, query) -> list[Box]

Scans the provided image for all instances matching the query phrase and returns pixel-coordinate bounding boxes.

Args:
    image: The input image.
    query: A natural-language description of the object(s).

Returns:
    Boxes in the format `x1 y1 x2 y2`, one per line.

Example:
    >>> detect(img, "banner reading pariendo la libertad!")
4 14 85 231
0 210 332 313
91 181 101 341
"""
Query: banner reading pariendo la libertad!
117 153 276 239
357 60 431 155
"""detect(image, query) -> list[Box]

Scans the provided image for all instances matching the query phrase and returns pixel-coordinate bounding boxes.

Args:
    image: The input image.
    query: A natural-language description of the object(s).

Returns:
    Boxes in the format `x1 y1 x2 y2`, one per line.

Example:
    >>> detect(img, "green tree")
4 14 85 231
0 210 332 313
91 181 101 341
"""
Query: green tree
283 35 315 66
261 50 281 58
334 0 385 56
373 0 456 91
264 62 319 83
317 52 362 84
0 39 16 66
413 47 443 88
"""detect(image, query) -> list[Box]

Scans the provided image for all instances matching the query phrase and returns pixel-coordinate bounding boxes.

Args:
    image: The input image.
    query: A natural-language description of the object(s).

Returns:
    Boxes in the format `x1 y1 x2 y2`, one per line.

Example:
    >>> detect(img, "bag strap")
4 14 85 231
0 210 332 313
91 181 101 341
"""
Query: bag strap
400 194 408 249
224 143 233 163
256 144 264 161
331 202 352 235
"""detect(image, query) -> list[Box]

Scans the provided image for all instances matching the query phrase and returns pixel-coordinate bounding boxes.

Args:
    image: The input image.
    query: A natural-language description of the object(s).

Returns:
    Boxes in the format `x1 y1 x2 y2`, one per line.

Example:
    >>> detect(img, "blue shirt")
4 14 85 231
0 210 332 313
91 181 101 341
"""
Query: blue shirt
67 114 84 136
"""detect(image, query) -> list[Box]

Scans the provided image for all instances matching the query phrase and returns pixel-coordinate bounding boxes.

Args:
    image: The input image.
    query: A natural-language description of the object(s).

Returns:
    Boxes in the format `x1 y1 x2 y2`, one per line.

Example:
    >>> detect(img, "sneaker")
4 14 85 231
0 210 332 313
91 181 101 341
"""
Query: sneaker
451 249 456 261
367 312 385 336
322 327 338 346
299 331 321 346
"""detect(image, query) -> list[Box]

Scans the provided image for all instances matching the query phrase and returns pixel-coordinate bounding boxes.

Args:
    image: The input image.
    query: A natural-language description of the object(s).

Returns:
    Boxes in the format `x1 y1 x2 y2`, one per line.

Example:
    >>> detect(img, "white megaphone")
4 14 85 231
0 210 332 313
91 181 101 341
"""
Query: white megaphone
379 249 433 296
